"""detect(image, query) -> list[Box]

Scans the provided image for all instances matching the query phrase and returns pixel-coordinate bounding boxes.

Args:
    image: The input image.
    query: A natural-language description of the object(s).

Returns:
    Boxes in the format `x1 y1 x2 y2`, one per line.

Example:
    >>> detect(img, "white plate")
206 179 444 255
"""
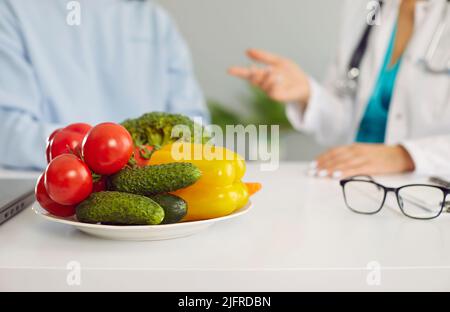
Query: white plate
32 201 252 241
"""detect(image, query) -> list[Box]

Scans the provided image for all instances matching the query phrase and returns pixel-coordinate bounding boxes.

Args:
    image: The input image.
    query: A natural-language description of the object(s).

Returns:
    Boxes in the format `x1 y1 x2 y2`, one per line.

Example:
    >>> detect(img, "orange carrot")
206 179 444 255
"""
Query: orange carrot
245 182 262 196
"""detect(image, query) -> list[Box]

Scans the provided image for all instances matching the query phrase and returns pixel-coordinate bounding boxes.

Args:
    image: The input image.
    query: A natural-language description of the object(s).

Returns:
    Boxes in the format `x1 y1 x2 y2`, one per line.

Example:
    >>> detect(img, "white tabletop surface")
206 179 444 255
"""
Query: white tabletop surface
1 162 450 291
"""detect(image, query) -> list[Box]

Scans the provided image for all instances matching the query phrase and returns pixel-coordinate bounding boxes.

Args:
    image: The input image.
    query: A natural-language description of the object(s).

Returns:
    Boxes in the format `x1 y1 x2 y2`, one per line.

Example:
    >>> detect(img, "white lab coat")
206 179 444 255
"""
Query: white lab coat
287 0 450 175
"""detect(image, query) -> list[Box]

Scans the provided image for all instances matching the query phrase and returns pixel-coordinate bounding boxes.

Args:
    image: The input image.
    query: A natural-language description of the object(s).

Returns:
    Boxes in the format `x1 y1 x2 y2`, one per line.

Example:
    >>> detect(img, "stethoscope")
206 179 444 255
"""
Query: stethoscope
336 0 450 97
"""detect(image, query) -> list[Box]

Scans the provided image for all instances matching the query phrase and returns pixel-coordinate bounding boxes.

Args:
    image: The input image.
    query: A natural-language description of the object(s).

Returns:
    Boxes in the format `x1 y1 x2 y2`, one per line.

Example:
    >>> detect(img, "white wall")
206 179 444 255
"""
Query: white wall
158 0 343 160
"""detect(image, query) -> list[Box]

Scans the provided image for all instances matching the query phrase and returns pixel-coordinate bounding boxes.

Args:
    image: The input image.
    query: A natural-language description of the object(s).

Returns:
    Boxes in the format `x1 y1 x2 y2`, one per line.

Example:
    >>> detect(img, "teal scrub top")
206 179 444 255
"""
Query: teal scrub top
356 23 401 143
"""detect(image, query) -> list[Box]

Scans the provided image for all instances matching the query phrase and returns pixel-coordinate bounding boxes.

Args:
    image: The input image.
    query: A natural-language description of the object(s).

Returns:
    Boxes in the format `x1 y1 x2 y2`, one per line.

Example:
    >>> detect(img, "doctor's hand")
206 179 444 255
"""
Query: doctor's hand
311 144 415 178
228 49 311 107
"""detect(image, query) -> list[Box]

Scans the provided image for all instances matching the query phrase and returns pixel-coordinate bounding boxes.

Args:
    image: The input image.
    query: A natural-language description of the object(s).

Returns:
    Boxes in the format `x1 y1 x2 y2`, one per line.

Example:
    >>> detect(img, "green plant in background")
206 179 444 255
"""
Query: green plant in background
207 85 293 132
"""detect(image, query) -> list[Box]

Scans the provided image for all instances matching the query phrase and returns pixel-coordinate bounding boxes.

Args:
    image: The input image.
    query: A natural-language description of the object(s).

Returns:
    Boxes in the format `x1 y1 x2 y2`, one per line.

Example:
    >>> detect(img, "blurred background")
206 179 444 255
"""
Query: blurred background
159 0 342 161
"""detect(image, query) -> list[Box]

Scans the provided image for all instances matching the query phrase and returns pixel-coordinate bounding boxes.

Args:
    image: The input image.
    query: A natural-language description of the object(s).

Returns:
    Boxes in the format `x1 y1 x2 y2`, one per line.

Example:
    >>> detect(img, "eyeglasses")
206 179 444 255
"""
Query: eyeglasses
339 175 450 220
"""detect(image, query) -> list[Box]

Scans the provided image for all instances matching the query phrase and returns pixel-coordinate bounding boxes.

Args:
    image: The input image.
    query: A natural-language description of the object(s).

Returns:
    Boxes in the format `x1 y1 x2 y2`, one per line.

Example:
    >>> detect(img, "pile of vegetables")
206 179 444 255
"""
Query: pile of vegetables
35 112 261 225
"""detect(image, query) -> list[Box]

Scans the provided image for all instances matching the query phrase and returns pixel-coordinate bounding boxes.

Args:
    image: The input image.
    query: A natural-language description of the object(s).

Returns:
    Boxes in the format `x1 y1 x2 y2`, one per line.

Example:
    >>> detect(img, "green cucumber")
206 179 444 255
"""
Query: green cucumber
110 163 201 196
150 194 187 224
76 191 164 225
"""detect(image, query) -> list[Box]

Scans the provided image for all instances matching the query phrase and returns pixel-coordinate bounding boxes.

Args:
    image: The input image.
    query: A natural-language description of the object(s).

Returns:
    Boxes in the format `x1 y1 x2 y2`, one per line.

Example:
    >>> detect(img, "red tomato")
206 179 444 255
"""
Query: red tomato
47 128 61 143
46 128 62 163
82 123 133 174
48 130 85 161
92 176 107 193
64 123 92 136
35 174 76 217
44 154 93 205
133 145 154 167
46 123 92 162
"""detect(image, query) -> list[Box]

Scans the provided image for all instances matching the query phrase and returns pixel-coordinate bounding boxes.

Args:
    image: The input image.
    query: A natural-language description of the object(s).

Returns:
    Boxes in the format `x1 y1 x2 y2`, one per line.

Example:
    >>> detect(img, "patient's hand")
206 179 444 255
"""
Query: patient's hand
312 144 415 178
228 49 311 107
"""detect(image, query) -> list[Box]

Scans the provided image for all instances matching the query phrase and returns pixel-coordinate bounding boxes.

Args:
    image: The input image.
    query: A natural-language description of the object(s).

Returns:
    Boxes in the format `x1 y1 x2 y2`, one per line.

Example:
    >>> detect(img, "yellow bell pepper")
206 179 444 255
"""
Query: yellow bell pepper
148 143 249 221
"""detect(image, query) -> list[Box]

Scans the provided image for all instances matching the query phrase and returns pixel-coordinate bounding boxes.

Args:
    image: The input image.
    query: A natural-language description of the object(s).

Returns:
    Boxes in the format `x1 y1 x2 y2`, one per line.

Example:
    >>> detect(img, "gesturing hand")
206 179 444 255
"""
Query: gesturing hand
311 144 416 178
228 49 311 106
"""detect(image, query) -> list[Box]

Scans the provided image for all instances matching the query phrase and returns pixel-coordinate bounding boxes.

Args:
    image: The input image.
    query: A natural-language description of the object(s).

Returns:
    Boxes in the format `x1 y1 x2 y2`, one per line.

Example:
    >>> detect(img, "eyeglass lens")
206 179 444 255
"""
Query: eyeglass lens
343 181 385 214
397 186 445 219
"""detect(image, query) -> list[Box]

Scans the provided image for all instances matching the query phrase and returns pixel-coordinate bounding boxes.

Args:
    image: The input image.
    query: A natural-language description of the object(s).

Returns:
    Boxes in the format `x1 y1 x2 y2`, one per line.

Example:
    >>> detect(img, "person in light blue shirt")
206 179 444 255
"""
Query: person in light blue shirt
0 0 209 170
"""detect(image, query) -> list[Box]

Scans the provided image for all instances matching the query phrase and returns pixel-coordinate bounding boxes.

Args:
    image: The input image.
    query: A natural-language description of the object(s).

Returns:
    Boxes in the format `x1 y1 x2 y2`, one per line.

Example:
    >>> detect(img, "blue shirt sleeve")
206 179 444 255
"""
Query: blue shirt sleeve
159 6 210 123
0 2 61 170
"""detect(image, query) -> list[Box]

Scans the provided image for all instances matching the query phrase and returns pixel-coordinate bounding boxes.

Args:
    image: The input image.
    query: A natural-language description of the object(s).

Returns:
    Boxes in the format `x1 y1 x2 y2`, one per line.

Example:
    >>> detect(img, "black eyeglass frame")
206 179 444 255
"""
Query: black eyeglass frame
339 175 450 220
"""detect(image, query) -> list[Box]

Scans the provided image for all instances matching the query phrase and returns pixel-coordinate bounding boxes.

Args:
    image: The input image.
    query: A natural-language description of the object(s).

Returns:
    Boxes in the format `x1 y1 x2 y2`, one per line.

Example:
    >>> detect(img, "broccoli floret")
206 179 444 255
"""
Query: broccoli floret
121 112 210 147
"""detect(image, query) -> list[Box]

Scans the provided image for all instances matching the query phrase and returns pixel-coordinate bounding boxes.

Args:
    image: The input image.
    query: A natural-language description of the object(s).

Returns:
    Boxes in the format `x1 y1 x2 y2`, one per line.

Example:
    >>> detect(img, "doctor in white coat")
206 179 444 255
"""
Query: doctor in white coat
229 0 450 178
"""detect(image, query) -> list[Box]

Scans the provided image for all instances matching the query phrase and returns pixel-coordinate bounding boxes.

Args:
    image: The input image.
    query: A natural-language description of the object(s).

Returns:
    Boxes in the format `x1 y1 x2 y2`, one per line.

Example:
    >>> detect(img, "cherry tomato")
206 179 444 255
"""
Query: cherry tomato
133 145 154 167
82 123 133 174
35 174 76 217
48 130 85 161
47 128 61 143
46 128 62 163
64 123 92 136
46 123 92 162
92 176 107 193
44 154 93 205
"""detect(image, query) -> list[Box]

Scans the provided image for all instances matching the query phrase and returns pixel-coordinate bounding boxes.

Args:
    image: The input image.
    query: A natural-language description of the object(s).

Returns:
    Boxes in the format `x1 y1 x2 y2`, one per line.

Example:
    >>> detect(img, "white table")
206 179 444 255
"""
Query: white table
1 162 450 291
